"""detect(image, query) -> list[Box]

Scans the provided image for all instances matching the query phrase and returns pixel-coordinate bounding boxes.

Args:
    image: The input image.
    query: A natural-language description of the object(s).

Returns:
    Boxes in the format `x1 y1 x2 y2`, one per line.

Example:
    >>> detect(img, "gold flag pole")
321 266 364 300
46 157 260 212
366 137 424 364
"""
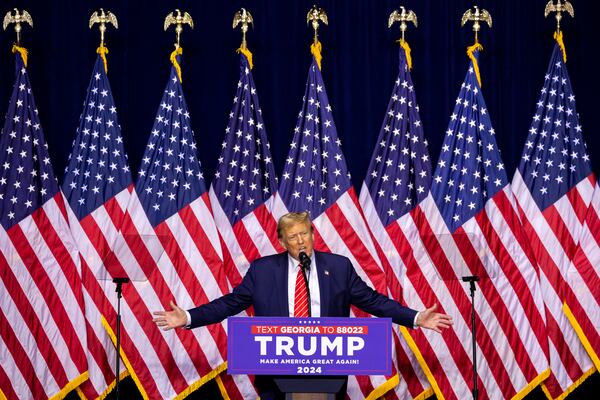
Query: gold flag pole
545 0 574 34
306 5 328 70
461 5 492 45
461 6 492 87
307 5 328 45
89 8 118 48
164 9 194 50
233 8 254 69
89 8 118 73
164 9 194 83
3 8 33 66
233 8 253 51
3 8 33 46
388 6 418 70
544 0 574 62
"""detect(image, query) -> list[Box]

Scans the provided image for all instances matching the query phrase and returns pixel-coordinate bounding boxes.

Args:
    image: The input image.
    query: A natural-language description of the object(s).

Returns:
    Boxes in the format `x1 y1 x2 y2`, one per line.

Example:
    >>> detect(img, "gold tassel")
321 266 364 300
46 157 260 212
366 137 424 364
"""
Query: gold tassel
397 39 413 70
311 40 323 70
97 44 109 73
170 47 183 83
554 30 567 63
236 47 254 70
466 42 484 87
12 44 28 67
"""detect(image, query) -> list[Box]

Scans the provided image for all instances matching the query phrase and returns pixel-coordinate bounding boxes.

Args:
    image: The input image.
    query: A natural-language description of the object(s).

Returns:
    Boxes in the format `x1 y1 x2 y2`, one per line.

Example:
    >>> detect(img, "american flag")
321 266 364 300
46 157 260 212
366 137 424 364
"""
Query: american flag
272 51 423 400
62 54 132 399
106 53 231 399
208 52 280 398
413 49 549 399
358 45 439 400
511 43 596 398
0 50 88 399
209 52 280 287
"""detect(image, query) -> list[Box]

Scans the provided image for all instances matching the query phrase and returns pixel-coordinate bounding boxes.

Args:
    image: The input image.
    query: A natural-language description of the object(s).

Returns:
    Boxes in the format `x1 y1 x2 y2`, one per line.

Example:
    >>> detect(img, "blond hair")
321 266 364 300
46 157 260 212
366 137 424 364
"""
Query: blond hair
277 211 313 238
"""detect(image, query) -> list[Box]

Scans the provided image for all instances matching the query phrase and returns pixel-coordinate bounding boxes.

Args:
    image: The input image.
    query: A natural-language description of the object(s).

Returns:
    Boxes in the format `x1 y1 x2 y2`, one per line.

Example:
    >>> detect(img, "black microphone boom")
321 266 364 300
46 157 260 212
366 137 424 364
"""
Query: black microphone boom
299 251 311 270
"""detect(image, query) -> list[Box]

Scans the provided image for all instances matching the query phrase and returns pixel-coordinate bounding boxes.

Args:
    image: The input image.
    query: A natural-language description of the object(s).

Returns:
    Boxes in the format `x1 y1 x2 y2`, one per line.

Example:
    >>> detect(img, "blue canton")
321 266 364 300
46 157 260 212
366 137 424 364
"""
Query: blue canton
136 56 206 227
517 44 592 211
0 54 58 229
364 47 432 227
62 56 132 219
212 54 277 225
278 59 351 217
431 51 507 232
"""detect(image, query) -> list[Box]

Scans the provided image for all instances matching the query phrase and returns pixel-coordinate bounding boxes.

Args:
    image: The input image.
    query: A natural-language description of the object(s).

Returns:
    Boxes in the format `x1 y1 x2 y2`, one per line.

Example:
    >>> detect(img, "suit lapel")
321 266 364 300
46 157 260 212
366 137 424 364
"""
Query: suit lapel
316 251 330 317
275 252 289 316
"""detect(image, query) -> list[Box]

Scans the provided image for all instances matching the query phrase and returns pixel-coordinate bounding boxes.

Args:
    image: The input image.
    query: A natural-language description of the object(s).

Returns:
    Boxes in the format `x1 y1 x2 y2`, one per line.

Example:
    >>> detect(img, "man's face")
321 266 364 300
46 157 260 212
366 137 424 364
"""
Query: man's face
279 221 314 260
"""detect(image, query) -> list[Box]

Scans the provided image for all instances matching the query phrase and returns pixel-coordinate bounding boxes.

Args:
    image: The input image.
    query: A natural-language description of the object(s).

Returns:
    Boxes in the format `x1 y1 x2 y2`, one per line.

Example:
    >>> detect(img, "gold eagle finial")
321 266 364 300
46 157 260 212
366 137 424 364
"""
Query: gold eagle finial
544 0 574 32
89 9 118 47
461 6 492 43
388 6 418 41
3 8 33 45
164 9 194 49
307 5 328 44
233 8 254 50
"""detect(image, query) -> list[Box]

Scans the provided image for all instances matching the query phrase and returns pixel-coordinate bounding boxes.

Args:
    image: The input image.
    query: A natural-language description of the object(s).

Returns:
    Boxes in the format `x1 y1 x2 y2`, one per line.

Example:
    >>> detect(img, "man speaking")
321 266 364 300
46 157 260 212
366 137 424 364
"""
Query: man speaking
153 211 453 398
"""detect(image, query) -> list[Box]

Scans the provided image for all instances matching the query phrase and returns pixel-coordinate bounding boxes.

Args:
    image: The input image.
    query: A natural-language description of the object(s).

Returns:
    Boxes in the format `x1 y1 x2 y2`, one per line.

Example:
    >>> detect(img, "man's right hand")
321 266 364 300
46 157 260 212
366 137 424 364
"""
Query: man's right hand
152 300 188 331
416 304 453 333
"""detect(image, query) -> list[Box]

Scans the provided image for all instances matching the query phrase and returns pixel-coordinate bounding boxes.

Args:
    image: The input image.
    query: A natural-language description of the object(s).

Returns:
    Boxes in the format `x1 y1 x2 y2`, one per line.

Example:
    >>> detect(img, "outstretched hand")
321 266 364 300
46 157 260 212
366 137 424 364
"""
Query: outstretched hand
417 304 453 333
152 301 188 331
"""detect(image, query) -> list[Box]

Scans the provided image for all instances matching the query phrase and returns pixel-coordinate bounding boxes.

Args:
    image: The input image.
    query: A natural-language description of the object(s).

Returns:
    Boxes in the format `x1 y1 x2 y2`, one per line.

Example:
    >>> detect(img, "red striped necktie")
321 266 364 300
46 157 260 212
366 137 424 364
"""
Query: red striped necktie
293 265 309 317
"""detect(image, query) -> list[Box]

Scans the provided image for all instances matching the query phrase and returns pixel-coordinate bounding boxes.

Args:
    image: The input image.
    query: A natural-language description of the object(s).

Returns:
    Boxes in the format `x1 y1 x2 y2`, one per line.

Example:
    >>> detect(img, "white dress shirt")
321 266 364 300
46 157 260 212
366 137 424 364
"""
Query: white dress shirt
287 252 321 317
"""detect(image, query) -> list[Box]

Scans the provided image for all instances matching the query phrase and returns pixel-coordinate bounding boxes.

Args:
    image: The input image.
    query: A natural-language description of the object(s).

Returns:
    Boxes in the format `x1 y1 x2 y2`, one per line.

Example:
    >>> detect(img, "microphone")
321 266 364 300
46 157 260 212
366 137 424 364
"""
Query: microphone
299 251 311 271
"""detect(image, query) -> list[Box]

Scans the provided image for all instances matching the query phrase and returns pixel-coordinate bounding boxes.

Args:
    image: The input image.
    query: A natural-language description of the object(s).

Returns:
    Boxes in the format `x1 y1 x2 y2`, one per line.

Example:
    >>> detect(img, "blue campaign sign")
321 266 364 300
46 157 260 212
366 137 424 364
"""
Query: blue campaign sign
227 317 392 376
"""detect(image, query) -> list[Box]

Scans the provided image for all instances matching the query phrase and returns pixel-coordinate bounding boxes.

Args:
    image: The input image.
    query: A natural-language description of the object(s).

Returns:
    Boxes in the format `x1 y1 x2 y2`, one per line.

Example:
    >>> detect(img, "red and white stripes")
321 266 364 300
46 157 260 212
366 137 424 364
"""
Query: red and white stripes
512 171 596 398
0 193 88 399
97 191 230 399
362 186 550 400
64 187 131 400
209 188 283 399
209 188 280 288
564 181 600 372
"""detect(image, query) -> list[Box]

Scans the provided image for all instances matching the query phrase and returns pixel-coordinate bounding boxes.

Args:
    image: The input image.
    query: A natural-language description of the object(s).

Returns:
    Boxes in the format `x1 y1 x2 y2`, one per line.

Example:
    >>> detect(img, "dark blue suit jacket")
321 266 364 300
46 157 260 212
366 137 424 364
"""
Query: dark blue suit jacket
189 251 417 328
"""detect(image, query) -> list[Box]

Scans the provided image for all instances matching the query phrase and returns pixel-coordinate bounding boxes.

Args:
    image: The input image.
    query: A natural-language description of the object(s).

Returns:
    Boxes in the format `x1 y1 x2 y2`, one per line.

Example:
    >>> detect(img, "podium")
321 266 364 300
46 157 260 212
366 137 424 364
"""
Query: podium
228 317 392 399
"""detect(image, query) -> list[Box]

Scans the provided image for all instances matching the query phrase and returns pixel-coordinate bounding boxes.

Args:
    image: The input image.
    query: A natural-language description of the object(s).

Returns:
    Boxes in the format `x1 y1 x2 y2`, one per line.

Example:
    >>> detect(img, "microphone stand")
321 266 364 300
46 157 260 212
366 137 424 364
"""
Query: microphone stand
462 275 480 400
113 277 130 400
299 252 312 317
300 265 311 317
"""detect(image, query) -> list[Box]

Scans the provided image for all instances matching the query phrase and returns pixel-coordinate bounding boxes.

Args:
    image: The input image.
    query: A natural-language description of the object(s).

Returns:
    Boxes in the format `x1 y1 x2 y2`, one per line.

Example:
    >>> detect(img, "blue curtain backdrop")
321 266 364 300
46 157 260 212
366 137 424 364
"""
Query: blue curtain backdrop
1 0 599 186
1 0 598 398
